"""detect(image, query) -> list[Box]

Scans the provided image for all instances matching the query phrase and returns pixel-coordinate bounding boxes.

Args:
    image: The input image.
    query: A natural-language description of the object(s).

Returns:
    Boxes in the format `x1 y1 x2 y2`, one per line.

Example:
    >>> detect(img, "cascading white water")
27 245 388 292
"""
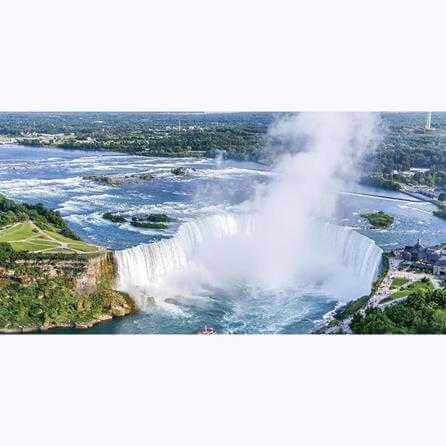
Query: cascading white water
115 113 382 316
114 212 382 308
114 213 255 305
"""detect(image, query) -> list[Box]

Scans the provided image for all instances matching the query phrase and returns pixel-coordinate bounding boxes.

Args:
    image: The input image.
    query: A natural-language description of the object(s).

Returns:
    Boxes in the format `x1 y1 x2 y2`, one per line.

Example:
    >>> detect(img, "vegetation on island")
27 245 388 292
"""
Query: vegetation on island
102 212 126 223
130 213 171 229
130 221 168 230
102 211 172 230
361 211 394 229
143 213 170 223
0 197 135 332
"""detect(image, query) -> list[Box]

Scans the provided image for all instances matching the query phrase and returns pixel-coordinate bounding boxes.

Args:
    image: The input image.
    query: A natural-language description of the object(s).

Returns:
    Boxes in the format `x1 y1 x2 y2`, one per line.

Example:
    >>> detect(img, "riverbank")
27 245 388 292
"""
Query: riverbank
1 312 116 334
320 247 446 334
0 248 137 334
0 195 137 333
318 252 389 334
2 144 446 333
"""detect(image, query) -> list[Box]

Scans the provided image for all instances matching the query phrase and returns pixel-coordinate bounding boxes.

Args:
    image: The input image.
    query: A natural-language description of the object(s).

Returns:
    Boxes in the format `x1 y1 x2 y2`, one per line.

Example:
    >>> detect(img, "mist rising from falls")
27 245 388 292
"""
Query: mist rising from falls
115 113 382 310
115 213 383 308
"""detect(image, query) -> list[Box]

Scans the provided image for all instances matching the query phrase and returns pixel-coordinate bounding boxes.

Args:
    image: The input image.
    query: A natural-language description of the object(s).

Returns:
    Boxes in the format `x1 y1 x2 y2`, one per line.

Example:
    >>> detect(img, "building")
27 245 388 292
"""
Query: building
402 240 426 261
434 256 446 276
398 240 446 276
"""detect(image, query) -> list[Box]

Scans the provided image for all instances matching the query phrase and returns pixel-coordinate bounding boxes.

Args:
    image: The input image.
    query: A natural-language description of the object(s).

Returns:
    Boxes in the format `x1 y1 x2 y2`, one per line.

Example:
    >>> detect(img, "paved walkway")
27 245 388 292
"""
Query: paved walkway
367 257 439 308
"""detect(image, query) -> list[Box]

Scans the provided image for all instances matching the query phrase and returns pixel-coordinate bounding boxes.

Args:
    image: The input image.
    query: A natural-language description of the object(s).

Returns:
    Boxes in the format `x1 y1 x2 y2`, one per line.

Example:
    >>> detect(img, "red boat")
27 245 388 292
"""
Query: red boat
198 325 215 335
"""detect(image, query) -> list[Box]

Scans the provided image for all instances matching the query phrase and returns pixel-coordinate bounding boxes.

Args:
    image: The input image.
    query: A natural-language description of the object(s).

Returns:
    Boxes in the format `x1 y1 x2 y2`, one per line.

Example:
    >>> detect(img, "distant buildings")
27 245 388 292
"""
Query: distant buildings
393 167 430 178
396 240 446 276
433 257 446 276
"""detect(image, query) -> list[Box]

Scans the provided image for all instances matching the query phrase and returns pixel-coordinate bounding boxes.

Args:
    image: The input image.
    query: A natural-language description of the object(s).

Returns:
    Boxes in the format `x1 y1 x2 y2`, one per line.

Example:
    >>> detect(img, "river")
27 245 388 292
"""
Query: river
0 144 445 333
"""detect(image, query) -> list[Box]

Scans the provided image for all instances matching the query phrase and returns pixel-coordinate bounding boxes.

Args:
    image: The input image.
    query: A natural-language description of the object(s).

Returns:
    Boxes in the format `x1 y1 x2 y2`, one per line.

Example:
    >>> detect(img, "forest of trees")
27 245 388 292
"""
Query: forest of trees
2 112 446 171
0 112 273 161
351 282 446 334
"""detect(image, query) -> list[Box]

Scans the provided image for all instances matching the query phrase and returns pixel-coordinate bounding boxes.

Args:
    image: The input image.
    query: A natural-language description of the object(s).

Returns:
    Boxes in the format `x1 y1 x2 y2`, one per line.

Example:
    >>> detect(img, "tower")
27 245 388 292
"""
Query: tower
425 112 432 130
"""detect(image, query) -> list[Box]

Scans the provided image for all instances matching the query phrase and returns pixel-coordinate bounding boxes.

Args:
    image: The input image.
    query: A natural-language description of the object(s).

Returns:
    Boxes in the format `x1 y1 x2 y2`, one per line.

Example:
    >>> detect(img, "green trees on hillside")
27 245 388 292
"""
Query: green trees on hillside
351 284 446 334
0 194 79 239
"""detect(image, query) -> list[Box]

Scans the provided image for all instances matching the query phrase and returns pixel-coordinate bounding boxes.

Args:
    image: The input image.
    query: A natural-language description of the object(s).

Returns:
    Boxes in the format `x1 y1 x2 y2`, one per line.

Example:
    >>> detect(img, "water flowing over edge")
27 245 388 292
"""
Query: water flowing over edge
114 212 383 312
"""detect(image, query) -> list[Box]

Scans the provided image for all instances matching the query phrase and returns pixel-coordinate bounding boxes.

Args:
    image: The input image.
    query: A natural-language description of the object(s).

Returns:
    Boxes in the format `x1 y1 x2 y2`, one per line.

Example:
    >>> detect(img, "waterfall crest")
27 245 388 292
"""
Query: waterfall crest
114 212 382 308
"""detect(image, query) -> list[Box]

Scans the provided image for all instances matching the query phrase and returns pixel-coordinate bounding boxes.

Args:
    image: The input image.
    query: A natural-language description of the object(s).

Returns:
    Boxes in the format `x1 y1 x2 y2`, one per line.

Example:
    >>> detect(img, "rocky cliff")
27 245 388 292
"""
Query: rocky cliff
74 251 116 295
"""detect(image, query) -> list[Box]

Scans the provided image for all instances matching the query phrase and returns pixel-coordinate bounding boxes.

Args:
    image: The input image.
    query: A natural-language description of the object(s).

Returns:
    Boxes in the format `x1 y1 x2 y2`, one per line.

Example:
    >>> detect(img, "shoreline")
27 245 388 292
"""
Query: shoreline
0 314 113 334
1 142 270 166
316 252 389 334
0 306 137 334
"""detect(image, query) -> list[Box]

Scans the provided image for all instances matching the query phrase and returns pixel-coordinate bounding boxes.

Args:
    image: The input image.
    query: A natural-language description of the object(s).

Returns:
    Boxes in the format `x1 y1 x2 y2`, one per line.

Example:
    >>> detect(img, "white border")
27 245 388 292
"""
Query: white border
1 0 445 111
1 1 446 444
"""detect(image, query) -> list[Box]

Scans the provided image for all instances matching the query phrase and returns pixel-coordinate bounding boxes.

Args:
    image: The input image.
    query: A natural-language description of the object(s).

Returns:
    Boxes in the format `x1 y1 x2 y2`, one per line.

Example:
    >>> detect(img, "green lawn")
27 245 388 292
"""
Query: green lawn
390 277 410 289
42 229 74 243
389 278 433 300
66 241 99 252
12 240 59 252
0 222 36 242
0 221 99 254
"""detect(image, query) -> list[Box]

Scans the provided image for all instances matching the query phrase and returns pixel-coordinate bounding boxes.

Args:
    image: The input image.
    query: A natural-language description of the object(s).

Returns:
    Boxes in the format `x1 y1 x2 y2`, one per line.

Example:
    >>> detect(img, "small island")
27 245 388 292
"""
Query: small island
84 171 154 186
102 211 172 230
171 167 195 176
361 211 394 229
102 212 126 223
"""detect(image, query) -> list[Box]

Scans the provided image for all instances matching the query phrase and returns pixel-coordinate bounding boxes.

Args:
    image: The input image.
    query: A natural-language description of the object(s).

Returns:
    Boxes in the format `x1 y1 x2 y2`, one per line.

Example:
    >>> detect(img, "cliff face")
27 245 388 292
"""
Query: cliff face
74 251 116 296
0 250 136 333
73 251 136 322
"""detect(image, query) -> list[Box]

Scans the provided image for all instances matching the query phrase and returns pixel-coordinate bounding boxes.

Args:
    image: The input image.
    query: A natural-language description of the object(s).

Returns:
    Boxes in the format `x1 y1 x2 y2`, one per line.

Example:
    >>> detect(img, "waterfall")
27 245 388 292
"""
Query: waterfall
320 224 382 284
114 212 382 308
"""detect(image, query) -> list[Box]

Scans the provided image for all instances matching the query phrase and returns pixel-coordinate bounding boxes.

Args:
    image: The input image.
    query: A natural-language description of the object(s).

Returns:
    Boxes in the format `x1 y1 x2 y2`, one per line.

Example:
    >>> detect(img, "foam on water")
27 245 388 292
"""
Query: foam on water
115 212 383 319
1 143 446 333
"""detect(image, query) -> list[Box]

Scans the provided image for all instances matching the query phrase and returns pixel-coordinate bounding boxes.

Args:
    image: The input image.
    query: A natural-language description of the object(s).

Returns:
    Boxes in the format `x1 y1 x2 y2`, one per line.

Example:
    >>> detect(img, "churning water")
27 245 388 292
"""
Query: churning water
115 213 383 311
0 143 445 333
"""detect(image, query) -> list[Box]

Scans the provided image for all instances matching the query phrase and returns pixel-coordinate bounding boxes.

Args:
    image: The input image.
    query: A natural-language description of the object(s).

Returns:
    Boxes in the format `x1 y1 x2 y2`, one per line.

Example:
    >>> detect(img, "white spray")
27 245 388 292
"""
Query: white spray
115 113 381 306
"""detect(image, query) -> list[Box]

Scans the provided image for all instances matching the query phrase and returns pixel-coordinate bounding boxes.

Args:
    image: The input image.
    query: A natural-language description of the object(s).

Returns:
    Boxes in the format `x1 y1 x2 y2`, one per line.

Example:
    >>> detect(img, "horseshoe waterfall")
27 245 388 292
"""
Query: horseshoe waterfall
114 213 383 309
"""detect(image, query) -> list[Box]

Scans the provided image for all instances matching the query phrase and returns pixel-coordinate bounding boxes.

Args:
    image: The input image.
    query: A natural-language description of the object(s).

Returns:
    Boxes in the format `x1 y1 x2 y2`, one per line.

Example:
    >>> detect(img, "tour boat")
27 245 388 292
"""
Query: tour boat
198 325 215 335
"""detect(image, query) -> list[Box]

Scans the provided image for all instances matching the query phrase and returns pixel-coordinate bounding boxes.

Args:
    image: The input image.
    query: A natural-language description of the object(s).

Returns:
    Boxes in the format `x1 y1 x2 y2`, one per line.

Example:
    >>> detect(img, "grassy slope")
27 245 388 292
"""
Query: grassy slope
0 221 98 254
0 198 135 331
390 279 433 300
390 277 410 289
